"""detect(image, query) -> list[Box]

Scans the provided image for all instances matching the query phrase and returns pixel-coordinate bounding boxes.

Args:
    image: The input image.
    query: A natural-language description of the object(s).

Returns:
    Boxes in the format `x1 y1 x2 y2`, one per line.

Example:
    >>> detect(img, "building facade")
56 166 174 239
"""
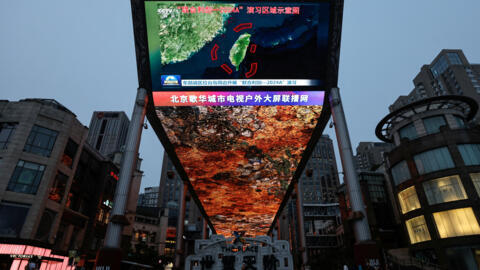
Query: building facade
355 142 393 171
157 152 205 258
376 95 480 269
86 110 143 254
279 135 342 269
390 49 480 122
337 172 401 267
0 99 119 269
86 111 130 158
137 186 160 208
130 206 161 258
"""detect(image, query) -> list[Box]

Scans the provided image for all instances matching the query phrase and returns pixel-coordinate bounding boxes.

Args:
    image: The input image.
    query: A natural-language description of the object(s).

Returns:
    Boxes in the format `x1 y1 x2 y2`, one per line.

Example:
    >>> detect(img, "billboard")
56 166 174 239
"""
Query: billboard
131 0 342 237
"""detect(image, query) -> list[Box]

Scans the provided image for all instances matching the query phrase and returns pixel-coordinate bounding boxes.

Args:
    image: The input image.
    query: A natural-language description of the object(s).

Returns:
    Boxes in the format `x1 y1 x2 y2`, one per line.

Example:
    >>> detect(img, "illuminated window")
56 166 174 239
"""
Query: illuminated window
471 173 480 196
134 231 139 241
399 123 417 140
141 232 147 242
61 139 78 168
414 147 454 175
458 144 480 166
97 209 104 222
391 161 411 185
49 171 68 203
104 212 110 224
405 216 431 244
423 116 446 135
433 208 480 238
398 186 421 214
24 125 58 157
423 175 467 205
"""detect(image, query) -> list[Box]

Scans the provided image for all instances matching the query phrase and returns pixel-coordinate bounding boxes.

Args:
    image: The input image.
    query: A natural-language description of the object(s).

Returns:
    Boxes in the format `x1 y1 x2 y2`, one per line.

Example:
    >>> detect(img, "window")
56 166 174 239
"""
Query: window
458 144 480 166
414 147 454 175
391 161 411 185
369 184 386 203
7 160 45 194
405 216 431 244
35 209 56 241
433 208 480 238
423 116 446 135
453 115 465 128
447 52 462 65
95 120 107 150
0 202 30 237
0 123 17 149
49 171 69 203
423 175 467 205
150 232 156 243
24 125 58 157
471 173 480 197
61 139 78 168
399 123 417 140
430 55 449 77
398 186 421 214
98 208 105 222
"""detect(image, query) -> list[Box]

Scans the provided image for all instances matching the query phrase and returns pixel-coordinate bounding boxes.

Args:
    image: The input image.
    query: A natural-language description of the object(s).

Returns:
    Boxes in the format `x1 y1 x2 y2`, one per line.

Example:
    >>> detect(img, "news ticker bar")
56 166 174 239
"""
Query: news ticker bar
153 91 325 107
173 79 318 87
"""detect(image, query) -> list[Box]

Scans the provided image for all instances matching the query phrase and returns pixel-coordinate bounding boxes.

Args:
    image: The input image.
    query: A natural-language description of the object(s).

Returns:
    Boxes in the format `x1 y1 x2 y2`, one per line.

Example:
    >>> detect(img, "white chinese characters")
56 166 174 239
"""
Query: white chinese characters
167 93 311 105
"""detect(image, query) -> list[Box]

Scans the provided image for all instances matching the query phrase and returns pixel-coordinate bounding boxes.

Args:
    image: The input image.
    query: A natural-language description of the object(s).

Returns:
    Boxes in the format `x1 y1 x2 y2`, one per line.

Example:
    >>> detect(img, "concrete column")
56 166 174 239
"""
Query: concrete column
329 87 371 242
295 182 308 269
63 225 75 251
175 184 188 269
104 87 147 248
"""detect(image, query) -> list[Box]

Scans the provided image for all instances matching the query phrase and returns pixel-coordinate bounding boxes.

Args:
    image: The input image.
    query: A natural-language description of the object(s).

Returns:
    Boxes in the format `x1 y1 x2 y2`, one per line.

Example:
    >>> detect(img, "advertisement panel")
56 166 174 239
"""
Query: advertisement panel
131 0 342 237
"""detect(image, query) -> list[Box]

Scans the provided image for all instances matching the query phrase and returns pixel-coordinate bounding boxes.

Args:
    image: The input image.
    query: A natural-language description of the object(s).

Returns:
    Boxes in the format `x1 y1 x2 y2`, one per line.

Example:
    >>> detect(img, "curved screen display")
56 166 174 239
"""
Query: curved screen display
141 0 332 237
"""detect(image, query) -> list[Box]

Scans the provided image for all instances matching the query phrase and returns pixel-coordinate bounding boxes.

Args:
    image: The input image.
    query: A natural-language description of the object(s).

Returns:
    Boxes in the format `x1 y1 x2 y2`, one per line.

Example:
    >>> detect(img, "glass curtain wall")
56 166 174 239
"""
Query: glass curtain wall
423 175 468 205
414 147 454 175
433 208 480 238
405 215 431 244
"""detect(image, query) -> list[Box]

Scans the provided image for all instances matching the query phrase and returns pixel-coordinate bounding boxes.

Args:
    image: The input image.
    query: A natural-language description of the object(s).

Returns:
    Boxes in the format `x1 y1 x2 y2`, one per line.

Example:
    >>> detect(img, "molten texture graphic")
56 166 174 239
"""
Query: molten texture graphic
156 105 322 237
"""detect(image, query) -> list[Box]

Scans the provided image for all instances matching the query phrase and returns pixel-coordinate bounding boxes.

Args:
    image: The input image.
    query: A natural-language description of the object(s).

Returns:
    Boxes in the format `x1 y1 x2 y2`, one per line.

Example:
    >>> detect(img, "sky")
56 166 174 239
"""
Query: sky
1 1 479 191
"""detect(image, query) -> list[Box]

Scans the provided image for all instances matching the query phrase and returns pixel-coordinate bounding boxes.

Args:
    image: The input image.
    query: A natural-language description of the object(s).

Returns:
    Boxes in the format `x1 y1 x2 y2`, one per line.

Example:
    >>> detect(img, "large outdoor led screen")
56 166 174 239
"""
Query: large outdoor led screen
145 1 330 90
134 0 336 237
154 91 325 236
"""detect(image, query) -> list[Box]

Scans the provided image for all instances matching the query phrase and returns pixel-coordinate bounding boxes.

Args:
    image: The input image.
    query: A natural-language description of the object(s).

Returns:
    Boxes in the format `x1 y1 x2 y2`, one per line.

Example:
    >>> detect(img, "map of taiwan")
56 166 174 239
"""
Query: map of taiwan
229 33 251 71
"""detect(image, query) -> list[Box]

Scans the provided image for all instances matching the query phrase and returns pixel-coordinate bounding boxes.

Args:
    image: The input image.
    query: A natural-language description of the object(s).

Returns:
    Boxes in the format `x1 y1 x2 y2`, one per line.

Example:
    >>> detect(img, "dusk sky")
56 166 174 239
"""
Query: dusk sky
1 1 479 190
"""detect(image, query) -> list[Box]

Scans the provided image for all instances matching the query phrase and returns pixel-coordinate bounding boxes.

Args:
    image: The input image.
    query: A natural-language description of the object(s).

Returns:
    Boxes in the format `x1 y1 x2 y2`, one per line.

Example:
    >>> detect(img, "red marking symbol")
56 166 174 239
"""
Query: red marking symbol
211 44 219 61
234 23 253 32
245 62 258 78
249 44 257 53
221 64 233 74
